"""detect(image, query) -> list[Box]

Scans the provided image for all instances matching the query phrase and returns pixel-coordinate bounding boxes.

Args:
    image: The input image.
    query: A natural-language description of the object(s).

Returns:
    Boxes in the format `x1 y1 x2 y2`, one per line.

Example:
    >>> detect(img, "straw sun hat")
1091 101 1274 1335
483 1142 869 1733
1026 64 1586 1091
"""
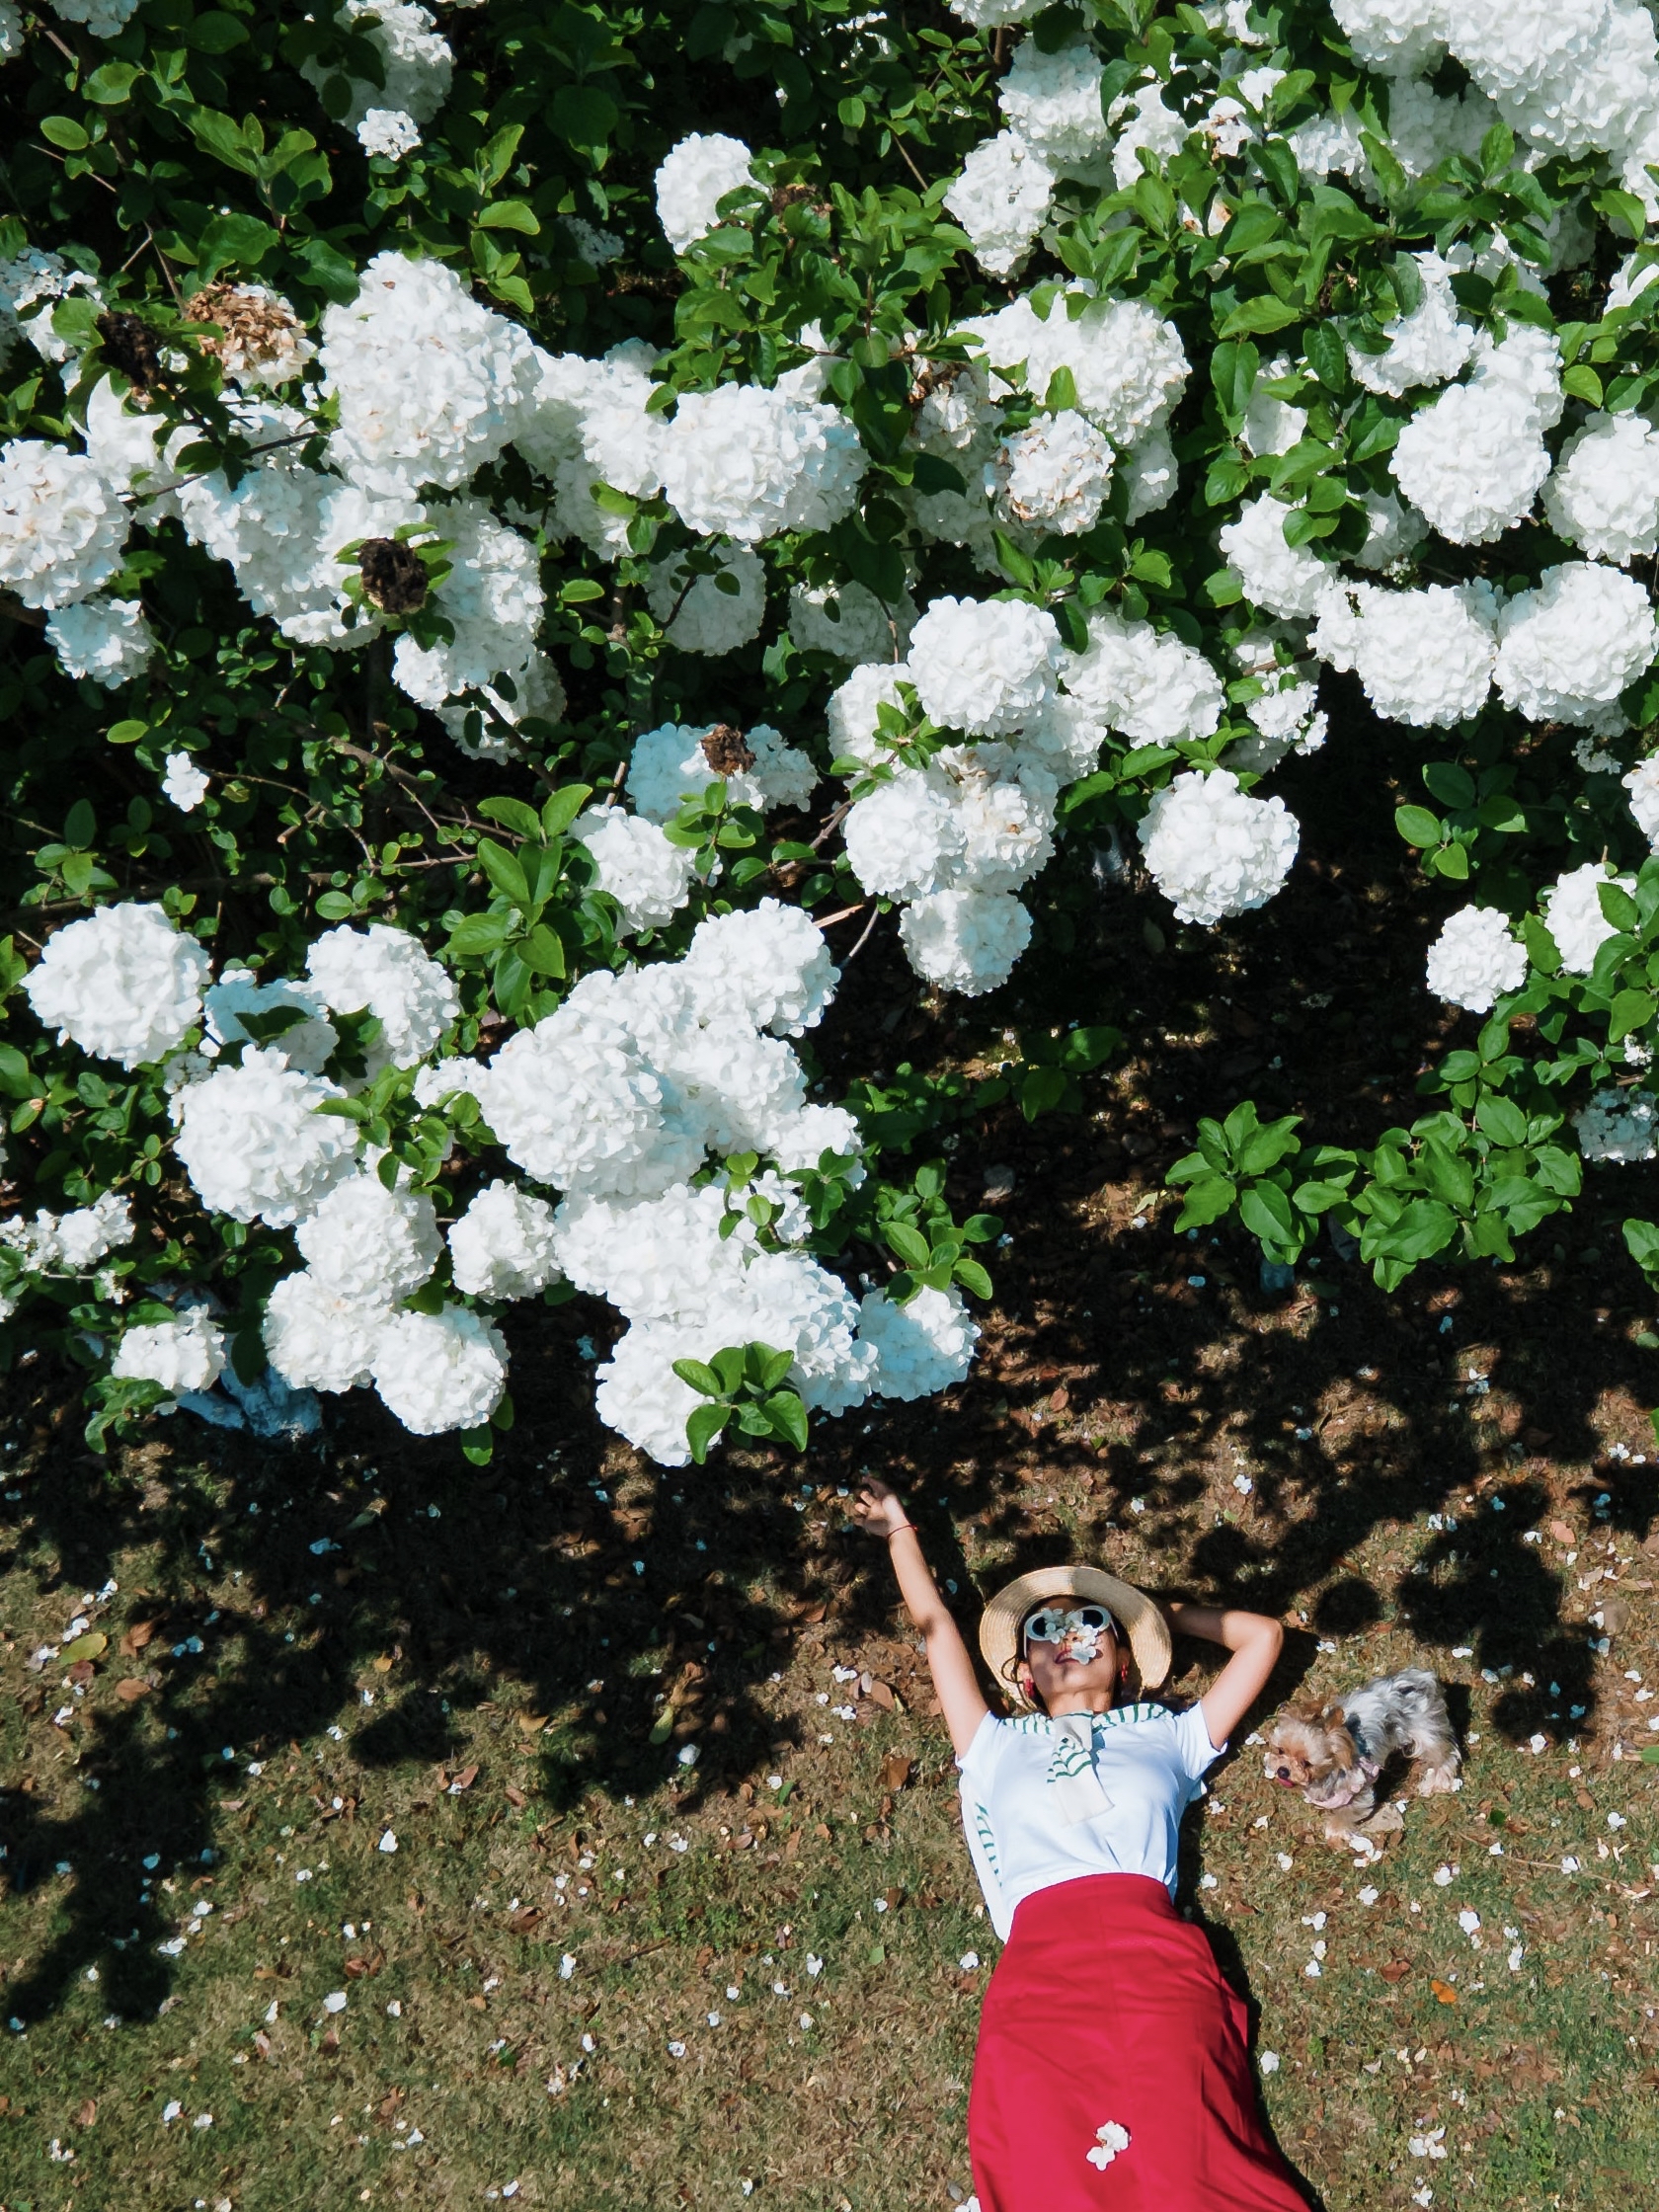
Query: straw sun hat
980 1564 1172 1708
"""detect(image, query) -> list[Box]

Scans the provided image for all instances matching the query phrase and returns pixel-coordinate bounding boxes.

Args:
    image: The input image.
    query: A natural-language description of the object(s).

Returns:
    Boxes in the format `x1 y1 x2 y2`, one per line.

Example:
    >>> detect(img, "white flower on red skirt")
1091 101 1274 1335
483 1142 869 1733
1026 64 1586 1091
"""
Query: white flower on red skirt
1086 2119 1132 2170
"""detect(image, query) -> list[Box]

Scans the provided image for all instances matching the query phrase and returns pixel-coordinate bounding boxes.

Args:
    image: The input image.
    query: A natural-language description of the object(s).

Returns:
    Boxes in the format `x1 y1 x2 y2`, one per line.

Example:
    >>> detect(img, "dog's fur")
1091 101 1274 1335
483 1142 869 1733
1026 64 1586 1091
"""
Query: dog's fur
1262 1668 1461 1848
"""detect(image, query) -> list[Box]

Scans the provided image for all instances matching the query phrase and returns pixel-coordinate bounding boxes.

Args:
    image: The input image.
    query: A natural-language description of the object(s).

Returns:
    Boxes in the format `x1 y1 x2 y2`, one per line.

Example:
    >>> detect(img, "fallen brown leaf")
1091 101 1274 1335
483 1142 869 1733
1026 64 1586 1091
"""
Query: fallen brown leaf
252 2030 273 2061
115 1678 150 1703
516 1713 548 1736
865 1679 896 1712
118 1619 158 1658
1429 1978 1459 2005
372 1654 394 1674
76 2098 96 2126
467 1993 488 2011
504 1784 526 1809
344 1948 384 1979
509 1907 543 1935
1380 1959 1412 1983
450 1762 479 1792
1549 1519 1574 1544
879 1754 913 1793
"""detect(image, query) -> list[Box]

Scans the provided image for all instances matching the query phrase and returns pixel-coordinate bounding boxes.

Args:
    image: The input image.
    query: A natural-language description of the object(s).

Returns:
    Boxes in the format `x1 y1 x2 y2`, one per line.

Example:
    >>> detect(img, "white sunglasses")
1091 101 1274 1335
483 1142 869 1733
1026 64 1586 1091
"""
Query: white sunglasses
1023 1603 1119 1649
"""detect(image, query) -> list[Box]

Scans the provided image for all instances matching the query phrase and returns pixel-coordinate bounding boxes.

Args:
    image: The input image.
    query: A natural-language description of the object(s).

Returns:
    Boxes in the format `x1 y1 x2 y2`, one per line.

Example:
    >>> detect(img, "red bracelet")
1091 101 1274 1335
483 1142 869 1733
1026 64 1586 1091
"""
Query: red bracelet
886 1521 918 1540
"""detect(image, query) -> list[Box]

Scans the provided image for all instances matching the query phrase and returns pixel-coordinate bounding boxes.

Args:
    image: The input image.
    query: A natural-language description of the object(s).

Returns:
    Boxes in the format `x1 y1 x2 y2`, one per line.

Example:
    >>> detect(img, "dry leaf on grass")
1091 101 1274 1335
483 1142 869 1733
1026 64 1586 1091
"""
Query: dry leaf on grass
1430 1979 1460 2005
76 2098 96 2126
115 1678 150 1702
60 1631 106 1663
118 1620 158 1658
509 1908 543 1934
504 1784 527 1809
879 1754 913 1793
1380 1959 1412 1983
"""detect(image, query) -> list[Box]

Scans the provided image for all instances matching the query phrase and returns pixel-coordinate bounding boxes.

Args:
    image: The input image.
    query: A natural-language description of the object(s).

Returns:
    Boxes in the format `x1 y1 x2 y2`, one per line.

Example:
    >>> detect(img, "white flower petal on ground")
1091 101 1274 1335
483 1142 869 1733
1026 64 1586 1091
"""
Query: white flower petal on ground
25 904 210 1070
372 1304 508 1433
1425 906 1527 1014
1138 770 1299 925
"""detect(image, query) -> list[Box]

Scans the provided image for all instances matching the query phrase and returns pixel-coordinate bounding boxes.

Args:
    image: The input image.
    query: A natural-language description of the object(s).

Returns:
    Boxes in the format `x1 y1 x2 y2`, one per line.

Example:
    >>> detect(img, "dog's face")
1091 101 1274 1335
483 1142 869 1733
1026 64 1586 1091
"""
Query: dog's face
1262 1703 1362 1796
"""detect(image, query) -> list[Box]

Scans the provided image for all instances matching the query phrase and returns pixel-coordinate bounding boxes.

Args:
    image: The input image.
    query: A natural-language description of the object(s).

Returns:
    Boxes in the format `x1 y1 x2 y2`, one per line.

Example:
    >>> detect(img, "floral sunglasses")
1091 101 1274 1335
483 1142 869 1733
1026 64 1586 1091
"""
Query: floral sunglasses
1022 1603 1119 1659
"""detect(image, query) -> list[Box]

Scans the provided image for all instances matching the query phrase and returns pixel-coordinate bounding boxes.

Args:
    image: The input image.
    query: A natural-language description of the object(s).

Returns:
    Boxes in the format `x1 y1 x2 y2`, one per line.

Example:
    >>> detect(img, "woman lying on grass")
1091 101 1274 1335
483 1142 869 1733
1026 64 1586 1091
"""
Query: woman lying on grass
851 1474 1308 2212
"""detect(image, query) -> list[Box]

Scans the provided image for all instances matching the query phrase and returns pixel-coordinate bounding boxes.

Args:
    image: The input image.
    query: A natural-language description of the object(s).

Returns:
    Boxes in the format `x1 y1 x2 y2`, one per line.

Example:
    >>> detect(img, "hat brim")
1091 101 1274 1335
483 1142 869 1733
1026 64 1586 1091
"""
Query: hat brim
980 1564 1172 1706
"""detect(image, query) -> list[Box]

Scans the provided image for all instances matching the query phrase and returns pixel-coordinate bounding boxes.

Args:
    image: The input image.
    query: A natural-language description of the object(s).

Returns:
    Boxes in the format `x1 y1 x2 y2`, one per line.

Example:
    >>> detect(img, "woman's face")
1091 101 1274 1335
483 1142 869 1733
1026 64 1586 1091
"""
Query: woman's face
1018 1603 1122 1710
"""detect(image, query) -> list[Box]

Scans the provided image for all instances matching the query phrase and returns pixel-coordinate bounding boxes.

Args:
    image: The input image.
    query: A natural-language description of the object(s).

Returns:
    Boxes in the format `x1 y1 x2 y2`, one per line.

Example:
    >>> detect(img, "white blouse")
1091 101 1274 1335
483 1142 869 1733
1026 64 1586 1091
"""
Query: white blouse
957 1700 1225 1942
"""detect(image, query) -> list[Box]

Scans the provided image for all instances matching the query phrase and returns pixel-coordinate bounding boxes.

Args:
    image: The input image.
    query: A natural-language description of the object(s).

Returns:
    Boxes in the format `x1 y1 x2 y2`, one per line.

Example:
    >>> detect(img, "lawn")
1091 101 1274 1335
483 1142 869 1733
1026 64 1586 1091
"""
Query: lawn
4 826 1659 2211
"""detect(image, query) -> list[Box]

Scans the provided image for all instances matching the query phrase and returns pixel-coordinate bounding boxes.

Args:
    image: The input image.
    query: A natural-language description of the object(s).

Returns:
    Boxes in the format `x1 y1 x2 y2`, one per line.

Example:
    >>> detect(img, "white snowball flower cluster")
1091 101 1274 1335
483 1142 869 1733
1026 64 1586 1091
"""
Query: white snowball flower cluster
0 440 129 609
25 903 210 1070
389 499 551 740
1311 579 1499 728
663 385 864 541
1138 770 1300 926
44 0 140 35
0 1191 134 1279
856 1283 980 1400
113 1309 226 1396
171 1049 356 1226
1218 493 1329 619
573 808 698 932
319 253 541 498
372 1305 509 1434
1493 563 1658 733
997 37 1109 172
357 110 422 160
300 0 452 132
1390 332 1560 545
1425 906 1528 1013
1574 1085 1659 1163
1331 0 1446 76
647 545 767 654
204 969 337 1073
304 923 460 1071
679 898 838 1037
655 132 755 253
899 887 1034 996
908 595 1062 735
263 1270 390 1394
1623 756 1659 847
295 1171 442 1304
1066 608 1225 745
447 1180 562 1302
627 721 819 823
966 293 1190 448
787 579 914 662
161 752 209 813
944 131 1056 276
1542 862 1635 974
1348 253 1473 397
988 411 1115 535
1542 412 1659 565
44 596 154 686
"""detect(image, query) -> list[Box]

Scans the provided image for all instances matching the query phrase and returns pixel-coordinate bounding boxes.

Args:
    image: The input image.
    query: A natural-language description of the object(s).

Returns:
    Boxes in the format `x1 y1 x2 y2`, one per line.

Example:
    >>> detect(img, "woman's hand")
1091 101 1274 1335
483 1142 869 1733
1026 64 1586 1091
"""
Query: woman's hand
848 1475 911 1540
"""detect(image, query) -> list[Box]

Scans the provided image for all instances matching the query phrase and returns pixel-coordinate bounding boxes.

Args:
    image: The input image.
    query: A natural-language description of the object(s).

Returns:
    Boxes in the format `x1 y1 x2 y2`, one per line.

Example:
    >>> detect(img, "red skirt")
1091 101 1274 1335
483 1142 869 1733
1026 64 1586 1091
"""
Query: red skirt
968 1874 1308 2212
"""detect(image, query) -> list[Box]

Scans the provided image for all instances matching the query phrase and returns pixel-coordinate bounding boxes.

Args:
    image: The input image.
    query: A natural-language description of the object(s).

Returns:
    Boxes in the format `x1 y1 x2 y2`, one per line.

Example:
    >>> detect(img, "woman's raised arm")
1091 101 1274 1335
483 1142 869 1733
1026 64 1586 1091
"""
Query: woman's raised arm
850 1477 990 1758
1162 1599 1285 1750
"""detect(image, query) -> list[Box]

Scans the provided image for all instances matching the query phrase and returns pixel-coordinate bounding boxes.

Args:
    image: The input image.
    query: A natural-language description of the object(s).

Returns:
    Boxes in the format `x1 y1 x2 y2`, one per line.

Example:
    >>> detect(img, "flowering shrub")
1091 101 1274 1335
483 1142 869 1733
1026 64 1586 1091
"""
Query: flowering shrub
8 0 1659 1460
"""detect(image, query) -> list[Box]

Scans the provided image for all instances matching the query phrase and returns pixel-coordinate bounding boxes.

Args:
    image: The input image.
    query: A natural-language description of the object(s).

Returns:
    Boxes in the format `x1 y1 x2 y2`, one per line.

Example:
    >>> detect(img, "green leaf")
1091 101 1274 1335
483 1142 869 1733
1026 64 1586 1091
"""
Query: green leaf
197 212 281 279
540 783 593 838
1562 363 1604 406
84 61 143 106
954 1258 993 1300
1609 988 1655 1043
1210 338 1260 429
1474 1094 1528 1146
186 10 252 50
40 116 90 152
314 890 356 921
1173 1173 1238 1230
477 795 543 840
476 837 531 908
1395 805 1443 849
1624 1218 1659 1276
686 1401 733 1463
446 911 510 956
1598 880 1640 933
522 924 566 979
885 1221 932 1270
552 82 619 152
1422 761 1476 810
1044 363 1078 414
672 1357 725 1398
1238 1180 1295 1244
477 200 541 235
63 798 96 849
759 1390 810 1452
1219 295 1302 339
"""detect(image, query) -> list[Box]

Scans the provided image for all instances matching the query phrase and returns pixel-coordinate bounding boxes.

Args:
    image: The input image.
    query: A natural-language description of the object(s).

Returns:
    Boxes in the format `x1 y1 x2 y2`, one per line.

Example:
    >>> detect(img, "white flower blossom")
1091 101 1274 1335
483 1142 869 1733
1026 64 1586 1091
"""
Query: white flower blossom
646 546 767 654
944 130 1056 277
300 0 452 132
573 808 697 932
171 1050 356 1226
45 596 154 686
1574 1085 1659 1163
655 133 755 252
0 440 128 609
1219 493 1329 618
908 595 1062 736
997 38 1110 172
627 722 818 823
372 1304 508 1433
1425 906 1527 1013
858 1284 979 1399
1138 770 1299 926
113 1311 226 1395
988 410 1115 534
1065 608 1225 745
203 970 336 1075
1542 411 1659 565
897 887 1033 994
161 752 209 813
1542 861 1636 974
294 1172 442 1304
787 579 914 663
304 923 459 1071
25 904 209 1070
263 1270 391 1393
1311 579 1499 728
1494 562 1658 734
357 109 423 160
663 385 863 542
447 1181 562 1302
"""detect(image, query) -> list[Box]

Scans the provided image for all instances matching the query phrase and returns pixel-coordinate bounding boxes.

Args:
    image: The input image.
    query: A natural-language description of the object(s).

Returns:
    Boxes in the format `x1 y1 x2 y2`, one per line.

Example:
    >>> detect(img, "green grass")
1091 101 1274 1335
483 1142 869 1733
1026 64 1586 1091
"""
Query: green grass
1 1410 1656 2212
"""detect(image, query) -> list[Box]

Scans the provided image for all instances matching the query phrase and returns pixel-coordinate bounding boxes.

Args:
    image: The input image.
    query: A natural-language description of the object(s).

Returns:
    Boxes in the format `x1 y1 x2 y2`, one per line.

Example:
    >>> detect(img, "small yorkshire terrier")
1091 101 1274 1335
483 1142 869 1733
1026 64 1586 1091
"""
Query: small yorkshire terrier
1262 1668 1462 1849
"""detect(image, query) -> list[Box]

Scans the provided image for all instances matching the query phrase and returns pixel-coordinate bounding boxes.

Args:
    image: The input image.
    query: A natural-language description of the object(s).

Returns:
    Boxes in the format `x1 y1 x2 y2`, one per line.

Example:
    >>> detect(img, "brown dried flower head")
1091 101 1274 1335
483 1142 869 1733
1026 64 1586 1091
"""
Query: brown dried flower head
700 723 756 777
186 282 309 383
357 538 430 615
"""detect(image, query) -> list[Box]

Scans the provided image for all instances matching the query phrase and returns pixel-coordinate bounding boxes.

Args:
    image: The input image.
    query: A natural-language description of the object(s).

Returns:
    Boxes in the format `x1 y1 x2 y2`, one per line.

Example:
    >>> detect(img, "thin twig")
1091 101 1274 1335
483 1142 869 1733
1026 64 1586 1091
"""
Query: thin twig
814 902 867 930
842 903 884 964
